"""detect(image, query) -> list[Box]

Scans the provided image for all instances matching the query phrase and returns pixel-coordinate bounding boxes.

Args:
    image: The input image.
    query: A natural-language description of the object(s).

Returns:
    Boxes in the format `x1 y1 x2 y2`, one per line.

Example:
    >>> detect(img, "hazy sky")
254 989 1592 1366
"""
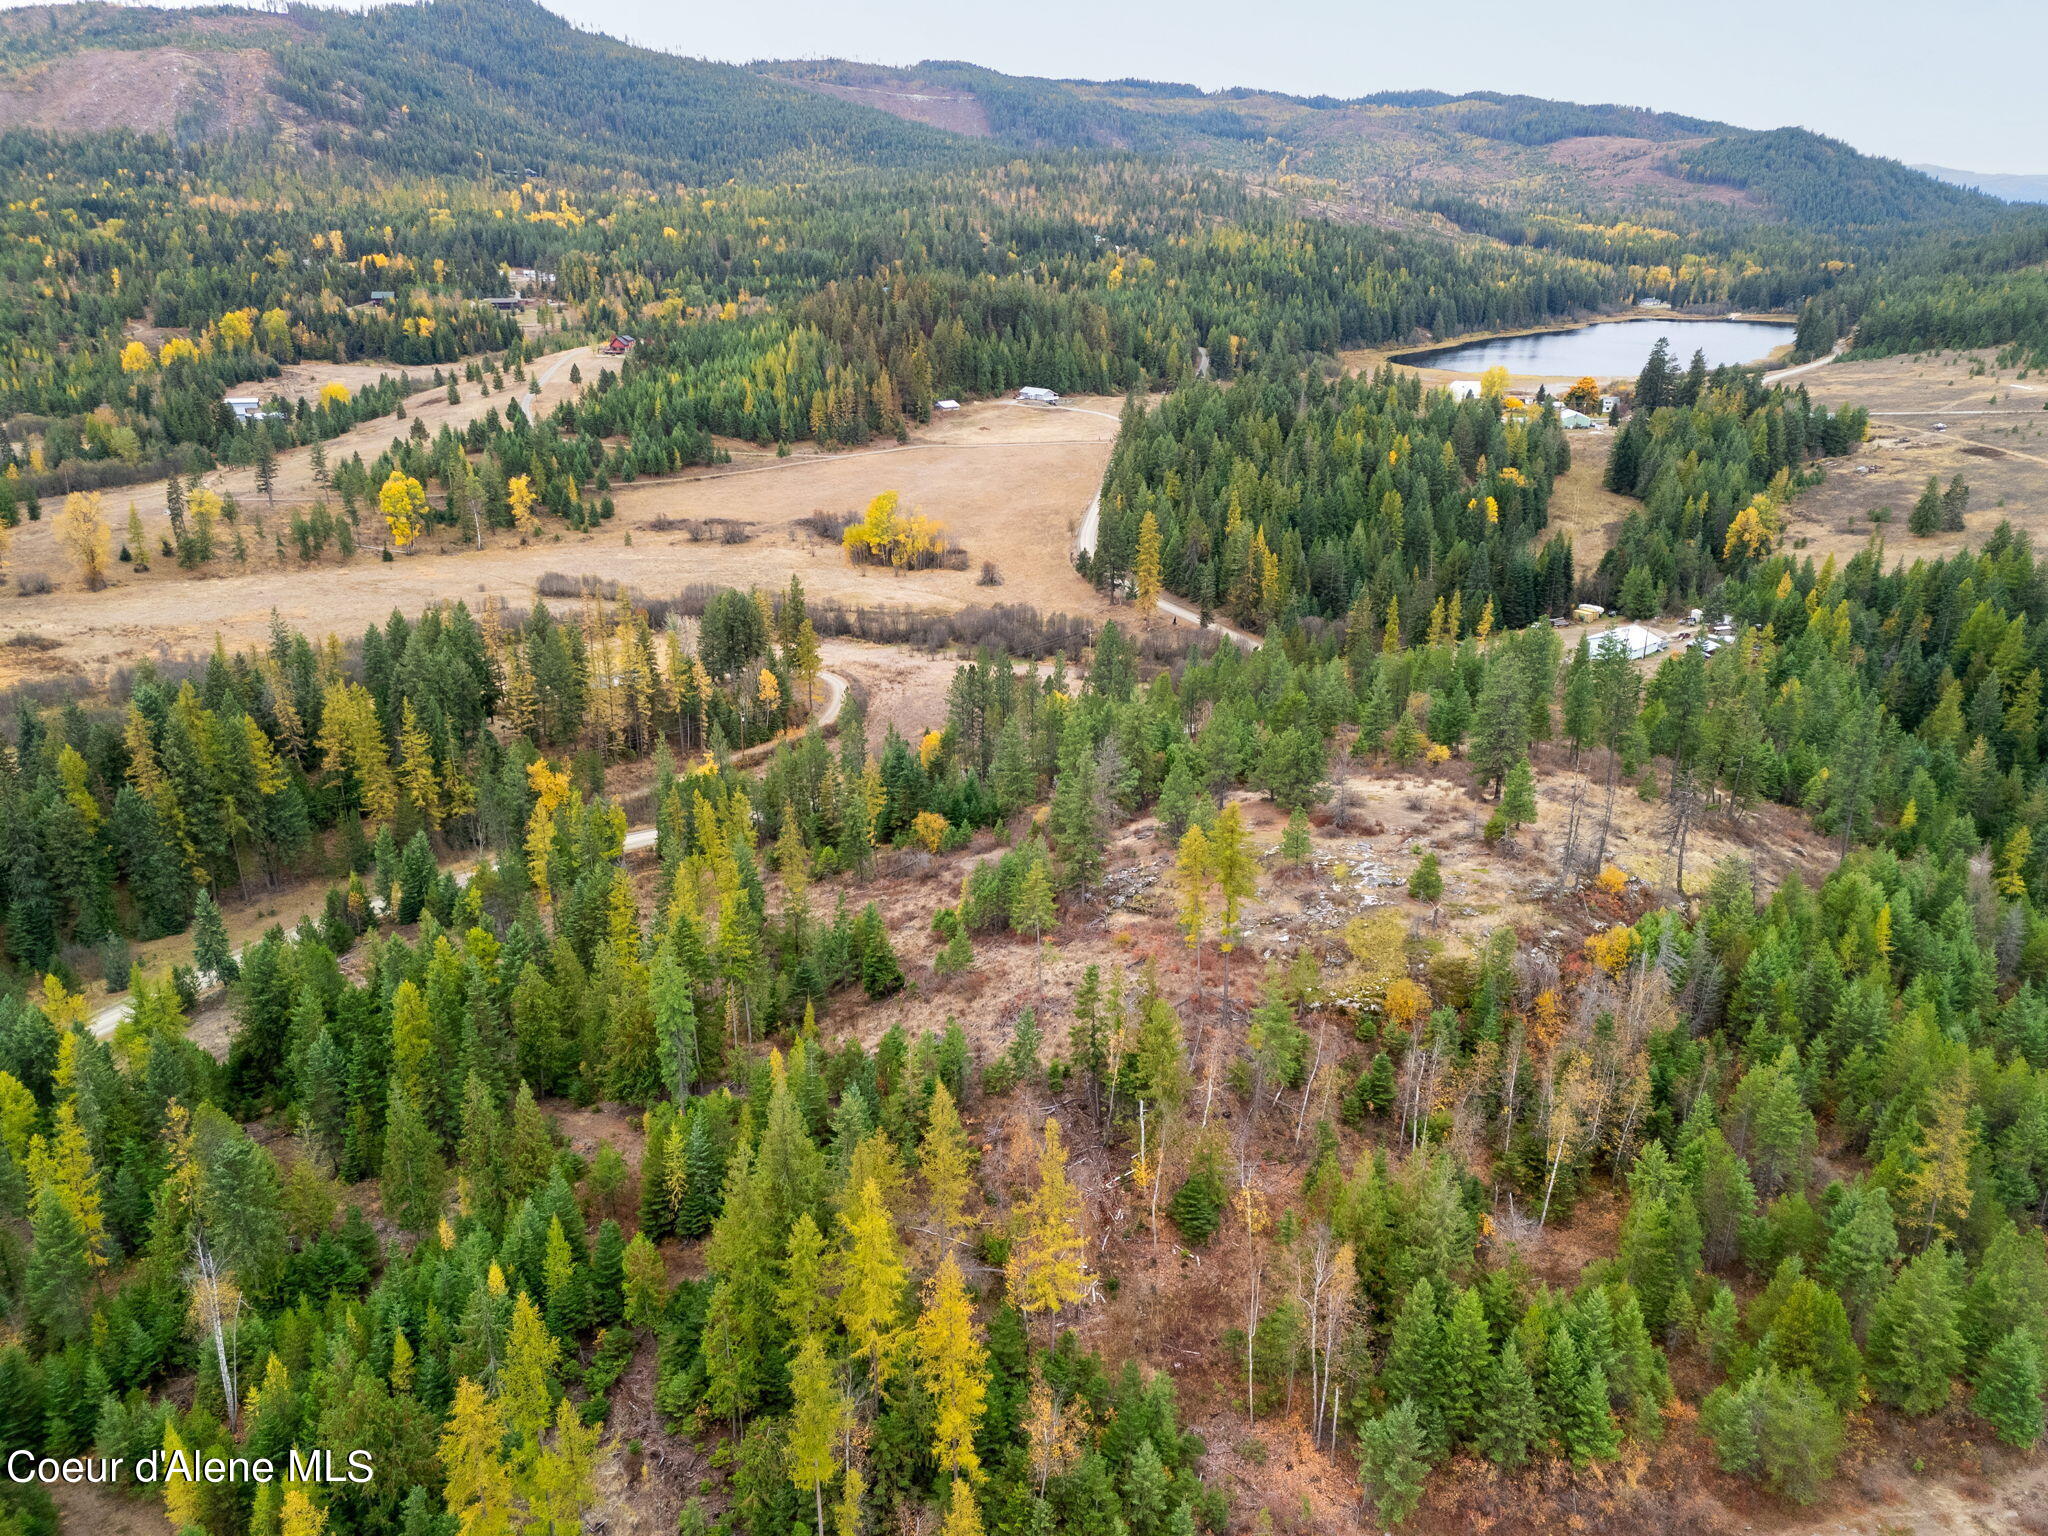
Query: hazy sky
547 0 2047 175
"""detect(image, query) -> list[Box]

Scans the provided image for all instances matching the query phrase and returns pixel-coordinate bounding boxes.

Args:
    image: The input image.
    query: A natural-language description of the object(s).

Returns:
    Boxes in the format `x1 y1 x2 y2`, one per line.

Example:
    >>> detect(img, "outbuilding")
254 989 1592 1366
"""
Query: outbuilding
1593 623 1669 662
1017 386 1060 405
934 399 961 412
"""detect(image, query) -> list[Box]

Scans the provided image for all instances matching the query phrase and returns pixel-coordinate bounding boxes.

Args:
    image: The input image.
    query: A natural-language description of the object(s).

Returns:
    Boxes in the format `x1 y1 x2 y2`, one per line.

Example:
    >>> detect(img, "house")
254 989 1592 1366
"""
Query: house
596 334 637 355
1593 623 1669 662
484 296 532 311
1572 602 1606 624
1447 380 1483 401
934 399 961 412
1600 395 1619 416
368 289 396 306
1017 386 1060 405
1554 407 1598 430
224 397 283 422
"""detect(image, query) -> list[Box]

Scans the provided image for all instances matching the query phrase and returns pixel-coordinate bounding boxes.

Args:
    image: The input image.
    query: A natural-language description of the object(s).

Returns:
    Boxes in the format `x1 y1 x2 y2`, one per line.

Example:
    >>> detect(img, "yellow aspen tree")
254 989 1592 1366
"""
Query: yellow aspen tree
507 474 540 537
919 1080 974 1254
440 1378 517 1536
57 490 113 590
914 1251 989 1479
1008 1118 1087 1334
379 469 429 550
1134 510 1163 613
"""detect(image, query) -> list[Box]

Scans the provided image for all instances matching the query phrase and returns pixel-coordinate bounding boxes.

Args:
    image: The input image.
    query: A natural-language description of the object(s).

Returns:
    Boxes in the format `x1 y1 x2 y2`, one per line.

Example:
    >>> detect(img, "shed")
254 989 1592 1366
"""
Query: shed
934 399 961 412
1572 603 1606 623
1593 623 1669 662
1554 407 1597 429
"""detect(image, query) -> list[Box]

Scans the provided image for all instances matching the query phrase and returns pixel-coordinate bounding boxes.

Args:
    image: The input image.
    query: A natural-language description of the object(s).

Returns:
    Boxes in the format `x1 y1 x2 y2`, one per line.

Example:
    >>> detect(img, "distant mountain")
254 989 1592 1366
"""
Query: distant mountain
1914 165 2048 204
0 0 2007 235
756 60 2000 232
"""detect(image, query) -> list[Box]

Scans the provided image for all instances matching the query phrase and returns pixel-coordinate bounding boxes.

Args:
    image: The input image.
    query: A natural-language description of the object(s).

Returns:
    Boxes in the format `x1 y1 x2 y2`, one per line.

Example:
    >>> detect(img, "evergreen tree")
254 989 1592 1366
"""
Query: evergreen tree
191 889 238 983
1357 1398 1430 1526
1973 1328 2045 1449
1867 1245 1963 1415
381 1084 447 1234
1476 1339 1543 1470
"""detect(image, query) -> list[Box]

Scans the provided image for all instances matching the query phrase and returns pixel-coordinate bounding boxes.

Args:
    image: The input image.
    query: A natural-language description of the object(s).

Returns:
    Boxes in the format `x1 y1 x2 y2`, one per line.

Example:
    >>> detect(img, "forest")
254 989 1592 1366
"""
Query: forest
4 2 2048 1532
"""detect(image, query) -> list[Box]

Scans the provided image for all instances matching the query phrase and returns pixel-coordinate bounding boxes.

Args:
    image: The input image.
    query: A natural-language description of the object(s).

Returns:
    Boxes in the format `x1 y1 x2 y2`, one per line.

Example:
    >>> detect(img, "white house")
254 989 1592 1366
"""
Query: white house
1593 623 1669 662
1017 386 1060 405
224 397 282 422
1447 380 1483 401
934 399 961 412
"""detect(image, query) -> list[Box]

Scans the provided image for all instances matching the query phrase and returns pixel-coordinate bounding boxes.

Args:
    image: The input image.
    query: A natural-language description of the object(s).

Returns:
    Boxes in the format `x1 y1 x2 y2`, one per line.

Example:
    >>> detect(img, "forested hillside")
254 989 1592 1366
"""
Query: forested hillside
6 4 2048 1533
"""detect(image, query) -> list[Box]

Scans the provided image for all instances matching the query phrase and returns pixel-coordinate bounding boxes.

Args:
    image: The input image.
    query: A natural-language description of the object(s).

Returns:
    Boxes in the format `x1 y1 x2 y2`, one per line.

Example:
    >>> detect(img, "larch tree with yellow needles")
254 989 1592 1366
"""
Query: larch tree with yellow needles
57 490 112 590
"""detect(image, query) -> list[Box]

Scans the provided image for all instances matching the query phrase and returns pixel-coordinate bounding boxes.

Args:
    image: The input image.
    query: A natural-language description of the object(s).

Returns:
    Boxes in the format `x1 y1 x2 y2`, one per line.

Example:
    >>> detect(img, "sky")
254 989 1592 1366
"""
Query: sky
541 0 2048 175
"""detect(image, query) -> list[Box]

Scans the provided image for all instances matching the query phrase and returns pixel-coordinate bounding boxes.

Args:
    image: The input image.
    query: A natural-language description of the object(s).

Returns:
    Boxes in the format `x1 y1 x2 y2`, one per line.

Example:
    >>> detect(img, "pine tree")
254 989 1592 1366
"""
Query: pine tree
914 1251 989 1479
1820 1183 1898 1333
191 888 238 983
1476 1339 1543 1469
381 1084 448 1234
24 1187 90 1349
1357 1398 1430 1525
1166 1141 1227 1245
1440 1286 1492 1449
1280 809 1311 866
1973 1327 2045 1449
1011 859 1057 1001
1867 1245 1963 1415
1381 1280 1447 1454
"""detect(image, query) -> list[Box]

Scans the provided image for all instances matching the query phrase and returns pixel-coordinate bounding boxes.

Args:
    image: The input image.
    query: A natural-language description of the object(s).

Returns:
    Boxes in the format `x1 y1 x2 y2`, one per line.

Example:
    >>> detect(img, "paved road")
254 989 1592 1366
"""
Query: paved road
87 667 847 1039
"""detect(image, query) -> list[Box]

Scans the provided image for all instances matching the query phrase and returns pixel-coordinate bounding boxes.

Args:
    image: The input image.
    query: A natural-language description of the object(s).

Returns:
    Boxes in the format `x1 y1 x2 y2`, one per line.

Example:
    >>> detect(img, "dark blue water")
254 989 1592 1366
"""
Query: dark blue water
1394 317 1796 376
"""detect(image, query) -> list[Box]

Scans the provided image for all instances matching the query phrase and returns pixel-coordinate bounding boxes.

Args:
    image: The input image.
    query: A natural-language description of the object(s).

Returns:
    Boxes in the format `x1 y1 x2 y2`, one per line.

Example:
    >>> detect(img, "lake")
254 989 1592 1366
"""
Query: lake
1393 317 1797 378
